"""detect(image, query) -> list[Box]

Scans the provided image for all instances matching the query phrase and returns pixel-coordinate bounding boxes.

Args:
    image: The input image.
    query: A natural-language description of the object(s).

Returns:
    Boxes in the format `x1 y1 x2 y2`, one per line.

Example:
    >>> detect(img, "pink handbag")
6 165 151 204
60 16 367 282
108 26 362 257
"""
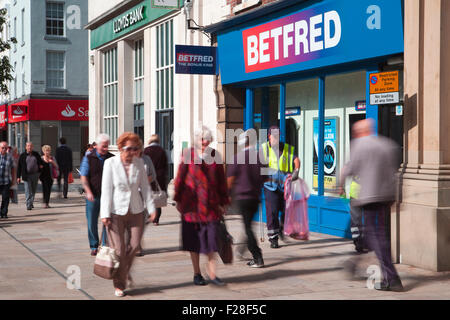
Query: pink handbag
284 175 310 240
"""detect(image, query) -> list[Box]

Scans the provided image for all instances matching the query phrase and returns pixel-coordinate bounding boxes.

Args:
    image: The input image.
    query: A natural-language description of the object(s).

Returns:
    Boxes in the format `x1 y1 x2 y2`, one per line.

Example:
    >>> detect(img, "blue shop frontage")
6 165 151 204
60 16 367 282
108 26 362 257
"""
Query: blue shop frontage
205 0 404 238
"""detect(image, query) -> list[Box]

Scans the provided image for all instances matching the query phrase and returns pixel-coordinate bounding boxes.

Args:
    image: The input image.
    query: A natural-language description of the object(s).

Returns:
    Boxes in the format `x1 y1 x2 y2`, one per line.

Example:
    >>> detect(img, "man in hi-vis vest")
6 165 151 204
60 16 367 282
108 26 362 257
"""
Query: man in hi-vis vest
261 126 300 248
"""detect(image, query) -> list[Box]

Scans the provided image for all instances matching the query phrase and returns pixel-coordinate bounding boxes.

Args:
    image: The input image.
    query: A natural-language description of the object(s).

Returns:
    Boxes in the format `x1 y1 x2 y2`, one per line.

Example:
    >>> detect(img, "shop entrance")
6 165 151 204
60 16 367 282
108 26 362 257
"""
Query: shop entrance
156 109 173 180
41 124 59 154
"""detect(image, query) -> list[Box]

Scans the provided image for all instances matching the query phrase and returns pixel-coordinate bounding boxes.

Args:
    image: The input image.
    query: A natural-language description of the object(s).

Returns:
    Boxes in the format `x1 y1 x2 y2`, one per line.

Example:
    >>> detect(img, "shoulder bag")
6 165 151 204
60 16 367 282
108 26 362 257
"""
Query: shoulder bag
216 218 233 264
152 180 168 208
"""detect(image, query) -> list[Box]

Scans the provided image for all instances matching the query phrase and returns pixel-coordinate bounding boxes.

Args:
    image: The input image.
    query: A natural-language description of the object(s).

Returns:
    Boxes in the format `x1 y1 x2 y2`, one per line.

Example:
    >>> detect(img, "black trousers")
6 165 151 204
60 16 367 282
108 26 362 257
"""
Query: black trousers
57 170 69 197
153 208 162 223
0 183 10 217
42 179 53 205
235 199 262 260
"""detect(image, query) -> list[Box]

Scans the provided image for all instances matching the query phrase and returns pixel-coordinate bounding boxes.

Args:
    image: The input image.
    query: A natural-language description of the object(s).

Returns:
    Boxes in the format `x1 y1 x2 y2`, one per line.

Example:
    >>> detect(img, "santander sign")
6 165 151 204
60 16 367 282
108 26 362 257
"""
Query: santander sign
243 9 342 73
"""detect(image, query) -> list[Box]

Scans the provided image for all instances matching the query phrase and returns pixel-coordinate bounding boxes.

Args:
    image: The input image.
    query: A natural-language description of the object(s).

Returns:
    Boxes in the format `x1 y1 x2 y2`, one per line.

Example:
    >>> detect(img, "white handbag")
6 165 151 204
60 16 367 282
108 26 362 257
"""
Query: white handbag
152 180 168 208
93 228 120 280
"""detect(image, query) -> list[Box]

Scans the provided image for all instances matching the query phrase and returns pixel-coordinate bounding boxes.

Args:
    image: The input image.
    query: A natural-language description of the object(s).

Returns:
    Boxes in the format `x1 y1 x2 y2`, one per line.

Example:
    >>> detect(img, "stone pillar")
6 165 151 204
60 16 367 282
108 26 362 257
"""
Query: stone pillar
395 0 450 271
117 40 134 136
143 28 152 145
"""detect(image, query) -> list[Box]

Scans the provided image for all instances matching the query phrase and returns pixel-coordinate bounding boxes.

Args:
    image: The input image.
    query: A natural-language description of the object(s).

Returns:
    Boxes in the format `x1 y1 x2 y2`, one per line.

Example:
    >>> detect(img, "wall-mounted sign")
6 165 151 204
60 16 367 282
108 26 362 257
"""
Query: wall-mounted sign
113 5 145 34
396 104 403 116
285 107 301 116
0 105 7 130
355 100 366 111
152 0 179 9
175 45 218 75
313 117 339 190
216 0 404 84
369 71 399 105
7 99 88 123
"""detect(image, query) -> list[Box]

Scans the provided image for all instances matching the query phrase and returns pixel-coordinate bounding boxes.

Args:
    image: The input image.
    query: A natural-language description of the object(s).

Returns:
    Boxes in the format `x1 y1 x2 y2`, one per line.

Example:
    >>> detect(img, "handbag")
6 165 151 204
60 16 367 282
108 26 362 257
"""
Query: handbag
152 180 168 208
68 172 74 184
216 218 233 264
50 161 59 179
93 228 120 280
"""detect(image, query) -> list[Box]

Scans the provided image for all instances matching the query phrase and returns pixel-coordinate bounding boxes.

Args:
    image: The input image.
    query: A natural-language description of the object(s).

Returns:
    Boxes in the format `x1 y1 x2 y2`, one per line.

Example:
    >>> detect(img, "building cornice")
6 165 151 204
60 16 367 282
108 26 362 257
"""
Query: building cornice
84 0 143 31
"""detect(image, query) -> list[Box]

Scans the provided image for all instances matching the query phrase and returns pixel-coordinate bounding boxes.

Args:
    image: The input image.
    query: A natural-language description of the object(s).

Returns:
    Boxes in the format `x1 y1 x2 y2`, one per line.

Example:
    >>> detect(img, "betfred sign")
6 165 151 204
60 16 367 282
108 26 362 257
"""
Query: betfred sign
7 99 88 123
243 9 342 73
175 45 217 75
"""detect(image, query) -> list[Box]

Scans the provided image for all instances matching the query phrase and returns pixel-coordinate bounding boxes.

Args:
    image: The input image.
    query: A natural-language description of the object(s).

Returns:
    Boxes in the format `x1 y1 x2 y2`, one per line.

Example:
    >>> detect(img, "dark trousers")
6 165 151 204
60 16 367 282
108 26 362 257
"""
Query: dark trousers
0 183 10 217
363 202 400 283
57 170 69 197
153 207 162 224
42 179 53 205
350 200 364 247
235 199 263 260
264 189 285 240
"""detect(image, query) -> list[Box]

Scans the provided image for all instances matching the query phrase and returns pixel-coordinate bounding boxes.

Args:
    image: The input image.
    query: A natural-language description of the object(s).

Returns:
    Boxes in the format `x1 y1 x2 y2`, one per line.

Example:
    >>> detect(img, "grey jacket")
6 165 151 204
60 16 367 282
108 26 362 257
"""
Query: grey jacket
341 135 399 206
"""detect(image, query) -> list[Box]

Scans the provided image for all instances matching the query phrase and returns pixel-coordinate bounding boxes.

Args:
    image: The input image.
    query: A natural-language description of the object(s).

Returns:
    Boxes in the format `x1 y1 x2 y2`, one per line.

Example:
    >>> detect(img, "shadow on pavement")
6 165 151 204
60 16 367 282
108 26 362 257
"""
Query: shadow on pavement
125 267 343 297
0 218 57 227
140 246 181 255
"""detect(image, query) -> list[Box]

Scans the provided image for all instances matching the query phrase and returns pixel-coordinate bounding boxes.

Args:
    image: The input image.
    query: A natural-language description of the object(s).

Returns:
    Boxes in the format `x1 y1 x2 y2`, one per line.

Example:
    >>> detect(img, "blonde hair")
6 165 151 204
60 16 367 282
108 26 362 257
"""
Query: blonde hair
42 145 51 153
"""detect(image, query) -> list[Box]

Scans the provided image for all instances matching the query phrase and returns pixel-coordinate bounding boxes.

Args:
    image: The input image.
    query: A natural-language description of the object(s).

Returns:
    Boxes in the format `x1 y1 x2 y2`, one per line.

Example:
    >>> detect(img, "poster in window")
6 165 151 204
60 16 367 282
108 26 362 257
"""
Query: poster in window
313 117 339 191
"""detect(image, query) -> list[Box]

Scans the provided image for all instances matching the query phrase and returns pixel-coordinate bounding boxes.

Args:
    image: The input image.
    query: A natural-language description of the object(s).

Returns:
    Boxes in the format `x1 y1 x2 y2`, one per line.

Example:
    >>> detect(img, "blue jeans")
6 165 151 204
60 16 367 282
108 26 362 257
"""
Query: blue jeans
86 197 107 250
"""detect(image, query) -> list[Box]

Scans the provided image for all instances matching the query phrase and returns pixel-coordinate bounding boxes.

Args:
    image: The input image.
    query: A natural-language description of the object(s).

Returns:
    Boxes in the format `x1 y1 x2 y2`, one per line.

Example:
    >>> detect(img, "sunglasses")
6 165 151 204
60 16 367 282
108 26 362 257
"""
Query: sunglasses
122 146 139 152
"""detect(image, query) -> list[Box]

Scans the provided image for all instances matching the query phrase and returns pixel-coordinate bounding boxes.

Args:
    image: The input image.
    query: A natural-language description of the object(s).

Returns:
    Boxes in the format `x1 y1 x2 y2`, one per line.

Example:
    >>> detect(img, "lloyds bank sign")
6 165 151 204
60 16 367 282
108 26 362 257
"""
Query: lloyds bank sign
113 5 145 33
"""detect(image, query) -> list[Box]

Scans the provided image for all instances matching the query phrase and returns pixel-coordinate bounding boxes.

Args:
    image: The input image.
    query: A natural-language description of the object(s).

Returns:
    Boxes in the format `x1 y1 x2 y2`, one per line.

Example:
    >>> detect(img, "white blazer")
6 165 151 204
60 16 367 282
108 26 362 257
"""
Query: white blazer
100 156 155 219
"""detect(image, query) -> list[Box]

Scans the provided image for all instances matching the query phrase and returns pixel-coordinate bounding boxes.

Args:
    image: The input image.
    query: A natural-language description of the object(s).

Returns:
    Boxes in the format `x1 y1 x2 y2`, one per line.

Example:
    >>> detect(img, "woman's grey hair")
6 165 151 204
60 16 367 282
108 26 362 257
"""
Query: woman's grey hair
194 126 213 144
96 133 110 145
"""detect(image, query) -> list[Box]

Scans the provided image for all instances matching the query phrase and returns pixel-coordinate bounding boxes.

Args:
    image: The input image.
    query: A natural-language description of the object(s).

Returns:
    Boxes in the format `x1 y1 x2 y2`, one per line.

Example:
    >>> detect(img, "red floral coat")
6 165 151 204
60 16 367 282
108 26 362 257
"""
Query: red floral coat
174 147 229 223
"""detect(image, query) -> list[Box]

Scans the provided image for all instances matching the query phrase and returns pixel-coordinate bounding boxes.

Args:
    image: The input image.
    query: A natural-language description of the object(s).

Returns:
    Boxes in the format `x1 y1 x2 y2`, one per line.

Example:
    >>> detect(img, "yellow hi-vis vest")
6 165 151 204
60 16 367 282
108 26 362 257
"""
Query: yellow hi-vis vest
262 142 294 173
349 180 361 199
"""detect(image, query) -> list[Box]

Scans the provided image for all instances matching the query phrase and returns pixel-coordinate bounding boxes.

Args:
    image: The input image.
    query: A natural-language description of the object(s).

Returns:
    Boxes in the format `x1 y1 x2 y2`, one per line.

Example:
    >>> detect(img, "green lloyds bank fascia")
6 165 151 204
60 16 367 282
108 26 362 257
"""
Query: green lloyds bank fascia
90 0 184 50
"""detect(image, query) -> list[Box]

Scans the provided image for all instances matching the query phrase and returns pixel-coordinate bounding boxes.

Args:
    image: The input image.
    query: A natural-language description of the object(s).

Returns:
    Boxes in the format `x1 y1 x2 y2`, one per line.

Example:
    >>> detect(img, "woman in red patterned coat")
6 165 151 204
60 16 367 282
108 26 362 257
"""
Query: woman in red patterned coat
174 126 229 287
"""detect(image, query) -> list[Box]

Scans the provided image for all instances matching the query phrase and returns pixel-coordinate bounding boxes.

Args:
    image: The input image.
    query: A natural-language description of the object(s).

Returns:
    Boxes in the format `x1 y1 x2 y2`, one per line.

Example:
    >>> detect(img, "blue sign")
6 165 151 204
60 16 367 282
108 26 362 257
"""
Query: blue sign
355 100 366 111
313 117 338 190
216 0 404 84
175 45 217 75
285 107 301 116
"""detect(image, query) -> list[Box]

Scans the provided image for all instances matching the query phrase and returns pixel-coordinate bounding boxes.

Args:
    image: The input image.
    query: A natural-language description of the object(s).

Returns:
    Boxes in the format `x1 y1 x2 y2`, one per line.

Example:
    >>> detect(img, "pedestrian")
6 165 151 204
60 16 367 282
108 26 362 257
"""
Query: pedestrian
131 148 157 256
339 119 403 292
80 134 114 256
100 132 156 297
8 146 19 204
227 130 266 268
144 134 168 225
0 141 16 218
17 142 44 210
55 137 73 199
40 145 59 208
260 126 300 249
174 126 229 286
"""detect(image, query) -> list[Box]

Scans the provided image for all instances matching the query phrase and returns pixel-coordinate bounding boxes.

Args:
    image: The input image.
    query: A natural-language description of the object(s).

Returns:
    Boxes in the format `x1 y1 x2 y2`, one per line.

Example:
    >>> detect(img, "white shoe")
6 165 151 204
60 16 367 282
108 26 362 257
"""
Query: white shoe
114 288 125 297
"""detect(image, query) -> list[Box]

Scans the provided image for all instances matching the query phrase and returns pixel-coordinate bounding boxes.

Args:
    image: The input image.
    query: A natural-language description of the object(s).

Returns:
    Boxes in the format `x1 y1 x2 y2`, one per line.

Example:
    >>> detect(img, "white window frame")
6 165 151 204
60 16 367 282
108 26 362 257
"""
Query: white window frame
46 51 65 89
13 17 16 52
155 19 174 110
103 47 119 146
21 8 24 46
46 1 65 37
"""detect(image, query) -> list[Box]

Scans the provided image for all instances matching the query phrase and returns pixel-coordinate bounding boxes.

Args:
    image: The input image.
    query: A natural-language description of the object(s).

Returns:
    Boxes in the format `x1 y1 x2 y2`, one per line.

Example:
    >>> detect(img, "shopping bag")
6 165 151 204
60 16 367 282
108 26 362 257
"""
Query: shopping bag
216 219 233 264
152 181 168 208
93 228 120 279
283 175 310 240
68 172 74 184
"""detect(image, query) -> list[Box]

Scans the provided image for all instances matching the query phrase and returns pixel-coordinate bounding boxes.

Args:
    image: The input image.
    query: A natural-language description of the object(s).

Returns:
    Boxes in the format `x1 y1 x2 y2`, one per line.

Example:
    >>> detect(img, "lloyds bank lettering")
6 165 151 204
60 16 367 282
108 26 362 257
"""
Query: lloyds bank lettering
113 6 145 33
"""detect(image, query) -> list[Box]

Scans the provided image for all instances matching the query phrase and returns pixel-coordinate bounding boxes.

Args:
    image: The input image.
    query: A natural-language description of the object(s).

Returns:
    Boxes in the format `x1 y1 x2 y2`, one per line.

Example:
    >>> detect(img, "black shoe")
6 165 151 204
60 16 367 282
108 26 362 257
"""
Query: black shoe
247 258 264 268
375 278 404 292
31 204 34 208
270 239 279 249
27 207 32 210
209 276 226 286
193 274 207 286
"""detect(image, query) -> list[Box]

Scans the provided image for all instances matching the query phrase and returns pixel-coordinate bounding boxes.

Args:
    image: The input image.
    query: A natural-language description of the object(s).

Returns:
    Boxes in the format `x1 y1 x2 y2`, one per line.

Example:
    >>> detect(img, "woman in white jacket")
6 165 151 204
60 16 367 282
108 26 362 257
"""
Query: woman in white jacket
100 132 156 297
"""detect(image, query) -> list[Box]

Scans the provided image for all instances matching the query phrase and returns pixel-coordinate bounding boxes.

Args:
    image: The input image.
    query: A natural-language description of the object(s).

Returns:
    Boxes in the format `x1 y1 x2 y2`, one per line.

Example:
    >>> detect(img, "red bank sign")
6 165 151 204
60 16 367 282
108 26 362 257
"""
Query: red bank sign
0 104 7 129
8 99 89 123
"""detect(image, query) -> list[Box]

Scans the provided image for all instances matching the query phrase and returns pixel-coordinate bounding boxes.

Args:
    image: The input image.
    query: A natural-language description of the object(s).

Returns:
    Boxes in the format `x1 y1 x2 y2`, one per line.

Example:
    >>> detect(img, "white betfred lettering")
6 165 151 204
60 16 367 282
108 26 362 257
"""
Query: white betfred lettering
247 35 259 66
270 27 283 60
283 23 294 59
324 10 341 49
259 31 270 63
295 20 309 55
309 14 323 52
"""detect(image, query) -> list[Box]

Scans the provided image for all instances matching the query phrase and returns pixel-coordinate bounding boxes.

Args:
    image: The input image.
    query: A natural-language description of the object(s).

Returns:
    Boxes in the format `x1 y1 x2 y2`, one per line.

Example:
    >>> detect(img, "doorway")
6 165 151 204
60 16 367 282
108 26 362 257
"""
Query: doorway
156 109 173 180
41 124 59 155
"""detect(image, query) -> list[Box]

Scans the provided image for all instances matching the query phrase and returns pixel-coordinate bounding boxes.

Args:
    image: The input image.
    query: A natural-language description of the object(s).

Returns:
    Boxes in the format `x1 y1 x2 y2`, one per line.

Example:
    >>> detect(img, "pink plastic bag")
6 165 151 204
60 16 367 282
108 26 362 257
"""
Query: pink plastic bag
284 175 310 240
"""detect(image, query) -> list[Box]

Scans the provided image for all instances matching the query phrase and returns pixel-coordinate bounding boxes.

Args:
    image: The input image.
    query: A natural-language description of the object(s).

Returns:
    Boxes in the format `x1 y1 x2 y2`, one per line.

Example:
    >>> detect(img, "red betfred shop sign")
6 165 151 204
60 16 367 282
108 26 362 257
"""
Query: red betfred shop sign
8 99 89 123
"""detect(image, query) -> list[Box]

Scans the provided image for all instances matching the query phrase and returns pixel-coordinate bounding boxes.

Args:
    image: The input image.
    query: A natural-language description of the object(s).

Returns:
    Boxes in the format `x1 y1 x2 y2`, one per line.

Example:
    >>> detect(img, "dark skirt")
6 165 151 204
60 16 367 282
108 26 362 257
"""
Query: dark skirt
181 220 219 254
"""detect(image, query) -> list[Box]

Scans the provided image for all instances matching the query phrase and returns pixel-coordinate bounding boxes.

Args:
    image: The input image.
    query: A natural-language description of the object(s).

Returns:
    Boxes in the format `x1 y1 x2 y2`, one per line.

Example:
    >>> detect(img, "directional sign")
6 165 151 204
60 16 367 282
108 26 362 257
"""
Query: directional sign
369 71 399 104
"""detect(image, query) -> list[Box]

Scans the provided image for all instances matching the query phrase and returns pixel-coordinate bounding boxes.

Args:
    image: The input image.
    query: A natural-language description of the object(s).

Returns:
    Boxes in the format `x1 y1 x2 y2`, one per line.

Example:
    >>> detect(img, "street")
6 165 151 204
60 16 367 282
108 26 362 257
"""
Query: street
1 190 449 300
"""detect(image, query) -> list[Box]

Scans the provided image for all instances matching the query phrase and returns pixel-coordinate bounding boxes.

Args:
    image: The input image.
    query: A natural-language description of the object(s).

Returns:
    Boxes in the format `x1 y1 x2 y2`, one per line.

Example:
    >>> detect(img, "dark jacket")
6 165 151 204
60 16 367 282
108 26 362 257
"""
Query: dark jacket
87 151 115 198
17 151 44 181
55 145 73 173
144 143 168 191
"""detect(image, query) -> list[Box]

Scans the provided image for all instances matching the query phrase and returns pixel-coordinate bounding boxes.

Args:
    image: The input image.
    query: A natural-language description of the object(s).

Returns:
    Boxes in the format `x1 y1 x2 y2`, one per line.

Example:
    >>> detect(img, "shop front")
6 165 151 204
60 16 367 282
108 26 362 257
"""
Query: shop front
7 98 89 168
206 0 404 238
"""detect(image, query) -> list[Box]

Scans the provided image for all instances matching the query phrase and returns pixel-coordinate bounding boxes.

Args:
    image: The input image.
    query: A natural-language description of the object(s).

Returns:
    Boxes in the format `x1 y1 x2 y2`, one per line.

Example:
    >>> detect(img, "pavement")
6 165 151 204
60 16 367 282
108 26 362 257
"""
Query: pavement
1 190 450 301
